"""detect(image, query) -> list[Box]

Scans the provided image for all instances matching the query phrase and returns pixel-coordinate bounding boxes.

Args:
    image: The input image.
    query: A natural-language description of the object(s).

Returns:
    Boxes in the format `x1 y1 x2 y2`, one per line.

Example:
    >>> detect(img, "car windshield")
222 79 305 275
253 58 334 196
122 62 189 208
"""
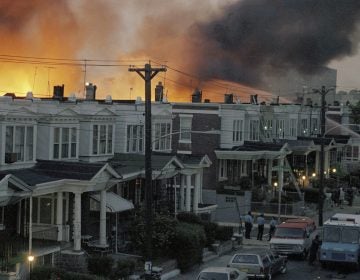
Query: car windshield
274 227 304 238
342 228 359 244
197 272 228 280
232 254 259 264
323 226 340 242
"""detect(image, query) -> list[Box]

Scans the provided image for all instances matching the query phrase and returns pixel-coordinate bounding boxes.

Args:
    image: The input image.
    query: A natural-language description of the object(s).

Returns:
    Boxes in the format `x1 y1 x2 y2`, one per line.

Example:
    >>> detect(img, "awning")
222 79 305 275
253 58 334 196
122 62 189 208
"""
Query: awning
90 192 134 213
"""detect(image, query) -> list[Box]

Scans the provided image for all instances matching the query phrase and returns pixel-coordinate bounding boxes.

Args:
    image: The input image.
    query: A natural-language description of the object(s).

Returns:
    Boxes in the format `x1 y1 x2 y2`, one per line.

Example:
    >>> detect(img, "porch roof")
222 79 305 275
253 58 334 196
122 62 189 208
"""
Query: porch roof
274 139 317 155
215 141 291 160
0 160 108 185
110 153 185 177
90 192 134 213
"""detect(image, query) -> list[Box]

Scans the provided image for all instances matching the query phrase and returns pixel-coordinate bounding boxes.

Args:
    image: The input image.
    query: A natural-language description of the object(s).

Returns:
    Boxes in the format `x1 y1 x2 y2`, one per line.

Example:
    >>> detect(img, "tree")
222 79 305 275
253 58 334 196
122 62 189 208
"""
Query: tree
349 101 360 124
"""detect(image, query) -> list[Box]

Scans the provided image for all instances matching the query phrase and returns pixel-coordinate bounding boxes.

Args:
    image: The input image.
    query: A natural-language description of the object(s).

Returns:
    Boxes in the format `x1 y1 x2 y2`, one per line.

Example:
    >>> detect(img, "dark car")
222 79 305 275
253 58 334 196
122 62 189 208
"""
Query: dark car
227 249 287 279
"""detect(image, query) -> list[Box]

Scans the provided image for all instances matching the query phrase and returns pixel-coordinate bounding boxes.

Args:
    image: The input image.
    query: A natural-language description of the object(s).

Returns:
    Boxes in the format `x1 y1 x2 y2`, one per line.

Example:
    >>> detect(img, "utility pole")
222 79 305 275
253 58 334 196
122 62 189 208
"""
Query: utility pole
313 86 333 226
129 63 166 278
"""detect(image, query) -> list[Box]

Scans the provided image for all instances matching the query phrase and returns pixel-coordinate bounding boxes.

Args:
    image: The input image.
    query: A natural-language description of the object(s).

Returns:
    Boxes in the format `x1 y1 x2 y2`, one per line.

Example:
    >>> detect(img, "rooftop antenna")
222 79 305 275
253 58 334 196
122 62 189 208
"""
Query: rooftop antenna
83 59 87 98
46 67 55 97
129 87 133 99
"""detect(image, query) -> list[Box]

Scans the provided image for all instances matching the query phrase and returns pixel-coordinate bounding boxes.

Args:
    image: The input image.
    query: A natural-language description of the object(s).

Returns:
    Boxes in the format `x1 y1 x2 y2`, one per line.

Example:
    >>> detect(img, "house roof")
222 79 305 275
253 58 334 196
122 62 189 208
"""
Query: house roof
230 141 284 152
0 160 107 186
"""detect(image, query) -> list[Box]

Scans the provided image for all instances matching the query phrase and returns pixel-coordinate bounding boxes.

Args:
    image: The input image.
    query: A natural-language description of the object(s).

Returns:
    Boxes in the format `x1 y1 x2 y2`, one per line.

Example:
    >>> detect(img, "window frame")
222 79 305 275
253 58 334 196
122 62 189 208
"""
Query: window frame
92 124 114 155
52 127 78 160
5 125 35 163
126 124 144 153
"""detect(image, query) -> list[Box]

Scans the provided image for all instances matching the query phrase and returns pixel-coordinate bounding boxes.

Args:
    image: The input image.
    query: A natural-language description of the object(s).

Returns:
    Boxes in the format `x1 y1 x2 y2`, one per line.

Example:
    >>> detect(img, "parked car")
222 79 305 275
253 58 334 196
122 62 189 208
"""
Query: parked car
227 249 287 279
197 267 248 280
269 217 317 259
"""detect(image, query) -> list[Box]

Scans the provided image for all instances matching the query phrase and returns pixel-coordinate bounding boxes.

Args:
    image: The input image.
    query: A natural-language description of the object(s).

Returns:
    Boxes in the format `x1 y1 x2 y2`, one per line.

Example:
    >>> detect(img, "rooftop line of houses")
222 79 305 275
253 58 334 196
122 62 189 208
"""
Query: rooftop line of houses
0 84 359 272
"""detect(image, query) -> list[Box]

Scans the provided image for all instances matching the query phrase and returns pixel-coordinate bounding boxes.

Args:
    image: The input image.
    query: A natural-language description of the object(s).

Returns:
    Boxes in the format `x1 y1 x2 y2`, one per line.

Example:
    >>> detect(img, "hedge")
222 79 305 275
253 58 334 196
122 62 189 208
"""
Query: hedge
215 226 233 241
87 256 114 277
171 222 205 271
31 266 105 280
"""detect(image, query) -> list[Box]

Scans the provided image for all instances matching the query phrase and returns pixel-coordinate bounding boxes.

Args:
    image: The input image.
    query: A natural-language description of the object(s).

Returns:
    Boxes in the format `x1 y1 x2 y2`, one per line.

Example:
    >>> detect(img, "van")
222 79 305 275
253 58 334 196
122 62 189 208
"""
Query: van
320 213 360 269
269 217 317 259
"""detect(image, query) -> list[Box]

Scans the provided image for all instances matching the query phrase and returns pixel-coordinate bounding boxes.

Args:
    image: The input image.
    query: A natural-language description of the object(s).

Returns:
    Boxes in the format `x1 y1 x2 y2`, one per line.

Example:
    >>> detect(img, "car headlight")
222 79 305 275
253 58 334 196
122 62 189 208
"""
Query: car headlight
348 254 355 260
322 252 327 258
270 244 275 249
297 245 303 251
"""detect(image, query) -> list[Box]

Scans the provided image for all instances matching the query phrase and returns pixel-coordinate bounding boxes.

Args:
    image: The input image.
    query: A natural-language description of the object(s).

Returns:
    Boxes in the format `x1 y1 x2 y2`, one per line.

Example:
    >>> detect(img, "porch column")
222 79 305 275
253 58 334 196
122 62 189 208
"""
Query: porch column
278 157 284 219
305 154 309 178
315 151 320 176
193 173 201 213
56 192 63 241
17 201 21 235
180 175 185 211
324 150 330 178
267 159 273 186
99 190 107 246
185 175 192 212
73 192 82 251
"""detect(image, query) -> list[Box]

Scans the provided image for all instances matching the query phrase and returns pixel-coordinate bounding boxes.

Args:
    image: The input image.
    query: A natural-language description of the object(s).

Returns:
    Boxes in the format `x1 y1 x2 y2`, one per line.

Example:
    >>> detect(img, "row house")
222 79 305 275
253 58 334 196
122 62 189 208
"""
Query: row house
0 92 212 274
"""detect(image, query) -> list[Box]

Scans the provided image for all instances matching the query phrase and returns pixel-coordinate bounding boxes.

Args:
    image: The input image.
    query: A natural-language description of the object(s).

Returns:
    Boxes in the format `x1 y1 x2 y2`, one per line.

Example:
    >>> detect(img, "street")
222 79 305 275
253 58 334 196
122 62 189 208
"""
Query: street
169 196 360 280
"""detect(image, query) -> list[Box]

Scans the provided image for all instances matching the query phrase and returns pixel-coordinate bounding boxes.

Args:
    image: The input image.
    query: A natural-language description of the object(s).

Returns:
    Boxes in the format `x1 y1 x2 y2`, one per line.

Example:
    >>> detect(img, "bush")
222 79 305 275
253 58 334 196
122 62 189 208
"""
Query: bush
111 258 137 279
31 266 104 280
87 256 114 277
303 188 320 203
129 213 178 257
171 222 205 271
176 212 203 225
203 222 218 246
215 226 233 241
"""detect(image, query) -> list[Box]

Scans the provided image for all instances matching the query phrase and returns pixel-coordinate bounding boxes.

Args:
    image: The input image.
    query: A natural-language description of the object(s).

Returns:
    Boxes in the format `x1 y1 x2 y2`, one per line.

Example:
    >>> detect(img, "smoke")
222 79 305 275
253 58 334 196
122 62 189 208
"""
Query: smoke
2 0 360 101
192 0 360 88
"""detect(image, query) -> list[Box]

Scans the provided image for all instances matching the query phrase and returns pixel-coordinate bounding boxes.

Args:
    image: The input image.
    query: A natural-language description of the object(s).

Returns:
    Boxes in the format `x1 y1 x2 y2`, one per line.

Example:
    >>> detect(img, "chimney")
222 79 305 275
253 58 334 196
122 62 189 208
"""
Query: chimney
155 81 164 102
224 93 234 104
250 94 258 104
191 88 202 103
85 83 97 100
53 84 64 100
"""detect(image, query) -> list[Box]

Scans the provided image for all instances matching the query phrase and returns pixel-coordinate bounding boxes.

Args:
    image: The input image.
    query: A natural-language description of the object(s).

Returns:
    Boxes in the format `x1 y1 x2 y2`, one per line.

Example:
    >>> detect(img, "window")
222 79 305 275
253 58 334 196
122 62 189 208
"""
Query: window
126 125 144 153
5 125 34 162
53 127 77 159
92 124 114 155
323 226 340 242
342 228 359 243
301 119 308 135
263 119 272 139
249 120 259 141
290 119 297 137
275 119 285 139
219 159 227 179
153 122 171 151
233 119 243 142
225 196 236 203
180 116 192 141
311 118 319 135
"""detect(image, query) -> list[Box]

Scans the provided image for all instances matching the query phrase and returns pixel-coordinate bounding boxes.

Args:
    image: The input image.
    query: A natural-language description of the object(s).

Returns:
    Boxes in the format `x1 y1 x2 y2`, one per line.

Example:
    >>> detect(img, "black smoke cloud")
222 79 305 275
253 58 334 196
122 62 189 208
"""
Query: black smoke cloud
193 0 360 88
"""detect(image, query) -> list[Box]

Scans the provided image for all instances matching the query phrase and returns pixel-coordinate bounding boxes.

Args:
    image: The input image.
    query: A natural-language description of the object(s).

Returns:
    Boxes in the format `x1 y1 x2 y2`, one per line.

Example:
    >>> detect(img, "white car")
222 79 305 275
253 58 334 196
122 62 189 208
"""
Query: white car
196 266 248 280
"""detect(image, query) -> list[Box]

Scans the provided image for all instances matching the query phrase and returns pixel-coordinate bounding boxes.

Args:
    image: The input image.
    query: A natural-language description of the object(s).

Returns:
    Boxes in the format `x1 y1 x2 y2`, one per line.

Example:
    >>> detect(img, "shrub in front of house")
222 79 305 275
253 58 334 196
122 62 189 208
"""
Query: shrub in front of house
111 258 137 279
31 266 105 280
87 256 114 277
215 226 233 241
176 212 203 225
129 213 178 258
203 222 218 246
303 188 320 203
171 222 206 272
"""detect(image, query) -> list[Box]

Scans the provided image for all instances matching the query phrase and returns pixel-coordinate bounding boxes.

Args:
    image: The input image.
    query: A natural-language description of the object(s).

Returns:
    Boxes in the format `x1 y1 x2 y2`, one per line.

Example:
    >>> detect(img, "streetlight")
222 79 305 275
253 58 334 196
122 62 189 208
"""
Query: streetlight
28 255 34 278
302 175 306 188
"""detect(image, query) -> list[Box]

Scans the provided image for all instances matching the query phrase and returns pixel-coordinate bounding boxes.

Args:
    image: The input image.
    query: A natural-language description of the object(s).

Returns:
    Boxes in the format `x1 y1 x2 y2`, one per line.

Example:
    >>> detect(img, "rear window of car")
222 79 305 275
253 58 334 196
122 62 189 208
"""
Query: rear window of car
232 254 259 264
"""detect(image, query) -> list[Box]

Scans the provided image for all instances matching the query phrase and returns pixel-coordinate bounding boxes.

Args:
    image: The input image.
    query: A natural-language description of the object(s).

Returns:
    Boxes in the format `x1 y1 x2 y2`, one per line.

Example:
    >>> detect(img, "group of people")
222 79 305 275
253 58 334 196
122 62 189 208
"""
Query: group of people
243 211 323 266
243 211 277 241
331 186 354 208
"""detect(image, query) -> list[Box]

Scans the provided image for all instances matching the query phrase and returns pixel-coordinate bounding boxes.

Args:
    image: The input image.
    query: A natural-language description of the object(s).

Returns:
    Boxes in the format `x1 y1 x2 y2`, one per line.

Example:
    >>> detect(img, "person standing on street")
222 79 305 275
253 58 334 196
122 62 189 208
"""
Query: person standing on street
256 213 265 241
308 234 322 265
339 187 345 209
268 216 277 241
244 211 253 239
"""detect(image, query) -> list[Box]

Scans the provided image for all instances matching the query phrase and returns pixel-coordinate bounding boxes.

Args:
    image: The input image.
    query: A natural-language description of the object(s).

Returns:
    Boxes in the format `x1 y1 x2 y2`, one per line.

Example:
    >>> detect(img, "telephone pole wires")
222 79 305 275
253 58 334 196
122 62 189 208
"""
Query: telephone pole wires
313 86 333 226
129 63 166 274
